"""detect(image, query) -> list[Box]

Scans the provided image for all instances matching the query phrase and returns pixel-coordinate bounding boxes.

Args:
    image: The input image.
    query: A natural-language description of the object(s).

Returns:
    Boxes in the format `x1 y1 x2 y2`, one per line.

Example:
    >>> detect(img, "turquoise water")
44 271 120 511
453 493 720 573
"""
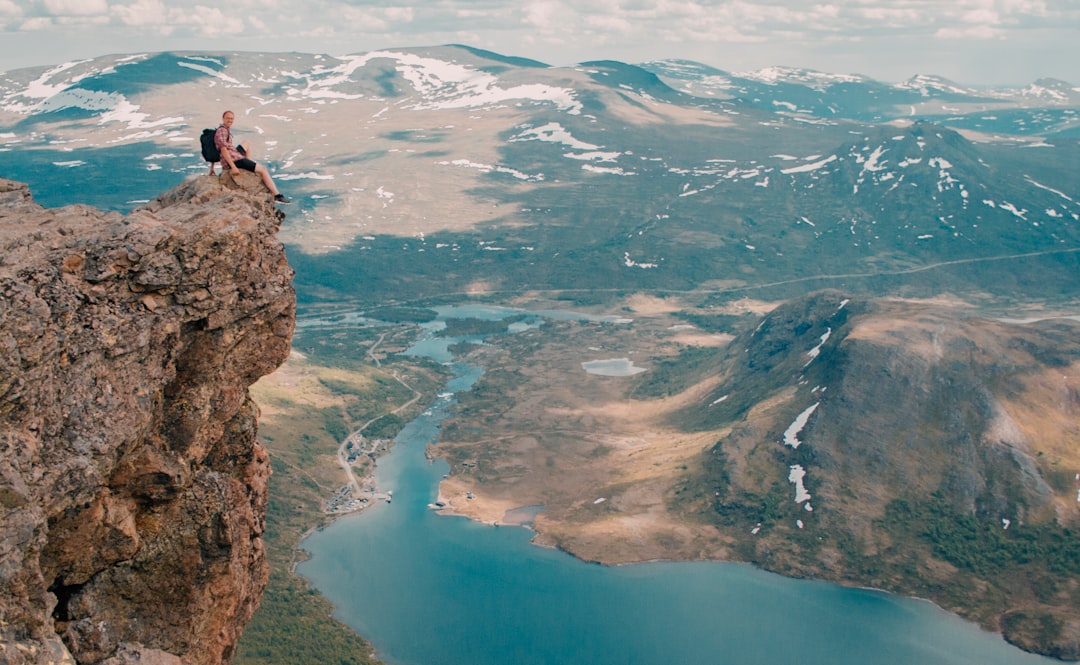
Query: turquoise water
297 310 1052 665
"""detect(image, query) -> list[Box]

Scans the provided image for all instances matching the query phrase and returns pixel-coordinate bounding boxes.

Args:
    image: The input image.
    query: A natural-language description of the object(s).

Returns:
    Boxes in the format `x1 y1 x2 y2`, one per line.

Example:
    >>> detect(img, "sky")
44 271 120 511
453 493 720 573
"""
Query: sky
0 0 1077 84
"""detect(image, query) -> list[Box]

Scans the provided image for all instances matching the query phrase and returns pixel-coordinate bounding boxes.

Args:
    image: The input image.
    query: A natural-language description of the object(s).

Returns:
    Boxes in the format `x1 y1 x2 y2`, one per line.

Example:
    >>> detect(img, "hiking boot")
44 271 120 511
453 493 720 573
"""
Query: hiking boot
273 193 292 204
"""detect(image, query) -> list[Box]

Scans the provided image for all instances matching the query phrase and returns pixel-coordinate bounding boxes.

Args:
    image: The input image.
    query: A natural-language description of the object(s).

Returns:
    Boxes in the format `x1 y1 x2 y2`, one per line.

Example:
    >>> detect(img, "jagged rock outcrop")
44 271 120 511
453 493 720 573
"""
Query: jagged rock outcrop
0 176 295 664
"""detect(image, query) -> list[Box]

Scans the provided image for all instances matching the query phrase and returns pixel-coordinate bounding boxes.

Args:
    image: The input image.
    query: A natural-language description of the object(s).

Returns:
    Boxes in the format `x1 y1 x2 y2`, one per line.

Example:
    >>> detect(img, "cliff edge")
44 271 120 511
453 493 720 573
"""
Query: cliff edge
0 176 295 665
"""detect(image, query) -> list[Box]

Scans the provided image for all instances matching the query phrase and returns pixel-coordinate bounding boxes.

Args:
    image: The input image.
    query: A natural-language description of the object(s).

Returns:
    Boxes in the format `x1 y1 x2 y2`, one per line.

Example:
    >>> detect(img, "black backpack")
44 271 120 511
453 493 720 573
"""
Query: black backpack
200 128 220 163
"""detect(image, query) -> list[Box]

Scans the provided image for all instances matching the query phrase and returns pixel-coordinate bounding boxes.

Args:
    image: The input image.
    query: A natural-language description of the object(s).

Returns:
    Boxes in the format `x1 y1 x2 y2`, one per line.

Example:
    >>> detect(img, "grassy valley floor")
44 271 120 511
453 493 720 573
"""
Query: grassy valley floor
432 295 743 564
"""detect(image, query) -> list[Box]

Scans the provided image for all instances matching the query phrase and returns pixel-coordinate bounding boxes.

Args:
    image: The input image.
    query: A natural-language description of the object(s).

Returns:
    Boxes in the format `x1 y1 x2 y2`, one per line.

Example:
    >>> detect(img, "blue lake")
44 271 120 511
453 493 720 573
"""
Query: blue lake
297 309 1052 665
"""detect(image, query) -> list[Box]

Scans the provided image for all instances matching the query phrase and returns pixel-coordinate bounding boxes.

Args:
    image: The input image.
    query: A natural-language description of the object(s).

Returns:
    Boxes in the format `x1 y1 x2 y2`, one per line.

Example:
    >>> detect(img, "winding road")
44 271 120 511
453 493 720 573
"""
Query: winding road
332 332 423 508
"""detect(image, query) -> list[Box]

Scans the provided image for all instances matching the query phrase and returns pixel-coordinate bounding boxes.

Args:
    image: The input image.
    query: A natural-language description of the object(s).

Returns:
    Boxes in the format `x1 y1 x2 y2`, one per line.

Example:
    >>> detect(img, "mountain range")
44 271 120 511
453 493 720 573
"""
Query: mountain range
2 45 1079 661
1 46 1077 310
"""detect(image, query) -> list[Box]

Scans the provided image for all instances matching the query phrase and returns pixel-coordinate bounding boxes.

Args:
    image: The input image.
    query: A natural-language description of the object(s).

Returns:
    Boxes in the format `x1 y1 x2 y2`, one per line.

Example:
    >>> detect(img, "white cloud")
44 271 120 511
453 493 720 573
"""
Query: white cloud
114 2 244 35
381 6 415 22
854 6 921 24
181 5 244 36
337 5 415 31
19 16 54 29
1 0 1079 83
522 0 575 32
0 0 22 16
935 24 1003 39
43 0 108 15
997 0 1048 14
584 13 634 32
814 3 840 18
961 8 1001 24
112 0 168 26
55 14 109 25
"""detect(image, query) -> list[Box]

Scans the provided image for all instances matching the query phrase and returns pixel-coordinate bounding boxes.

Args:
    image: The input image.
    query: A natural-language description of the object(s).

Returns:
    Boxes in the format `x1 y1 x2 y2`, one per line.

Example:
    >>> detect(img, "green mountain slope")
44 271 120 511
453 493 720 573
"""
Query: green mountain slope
662 291 1080 657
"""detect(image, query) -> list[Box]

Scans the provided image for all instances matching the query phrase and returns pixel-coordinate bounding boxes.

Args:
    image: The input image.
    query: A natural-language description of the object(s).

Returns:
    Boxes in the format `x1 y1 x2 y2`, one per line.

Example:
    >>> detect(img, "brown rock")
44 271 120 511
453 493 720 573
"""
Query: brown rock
0 176 295 665
218 169 270 196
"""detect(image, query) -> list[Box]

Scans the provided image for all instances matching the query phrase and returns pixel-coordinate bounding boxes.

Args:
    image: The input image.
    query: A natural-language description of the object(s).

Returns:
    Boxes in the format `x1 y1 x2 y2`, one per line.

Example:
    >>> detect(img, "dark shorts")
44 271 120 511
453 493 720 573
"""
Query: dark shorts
233 158 257 172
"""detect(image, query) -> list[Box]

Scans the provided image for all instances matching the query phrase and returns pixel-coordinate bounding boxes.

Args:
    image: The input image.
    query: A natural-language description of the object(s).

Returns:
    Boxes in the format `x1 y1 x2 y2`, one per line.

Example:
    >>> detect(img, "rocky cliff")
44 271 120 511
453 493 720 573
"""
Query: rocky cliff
0 176 295 664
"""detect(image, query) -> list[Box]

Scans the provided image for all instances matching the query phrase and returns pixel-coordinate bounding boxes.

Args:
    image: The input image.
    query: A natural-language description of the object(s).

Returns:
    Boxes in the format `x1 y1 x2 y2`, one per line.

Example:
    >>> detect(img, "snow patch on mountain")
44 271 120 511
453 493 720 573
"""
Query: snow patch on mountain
783 402 820 449
36 88 123 114
584 164 636 176
511 121 630 169
393 51 581 114
788 465 812 505
896 75 972 97
781 155 837 174
858 145 889 174
510 122 598 150
277 172 335 181
1 55 190 137
928 157 959 193
565 150 623 162
737 66 866 92
100 99 184 133
436 158 543 181
1025 176 1074 202
2 60 94 112
177 61 243 86
623 252 658 268
281 51 583 114
999 202 1028 220
806 328 832 362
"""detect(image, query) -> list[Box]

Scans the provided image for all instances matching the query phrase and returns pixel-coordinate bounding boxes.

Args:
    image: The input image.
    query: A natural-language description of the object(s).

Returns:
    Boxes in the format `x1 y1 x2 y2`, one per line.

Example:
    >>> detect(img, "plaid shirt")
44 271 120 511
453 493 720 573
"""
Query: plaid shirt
213 125 244 166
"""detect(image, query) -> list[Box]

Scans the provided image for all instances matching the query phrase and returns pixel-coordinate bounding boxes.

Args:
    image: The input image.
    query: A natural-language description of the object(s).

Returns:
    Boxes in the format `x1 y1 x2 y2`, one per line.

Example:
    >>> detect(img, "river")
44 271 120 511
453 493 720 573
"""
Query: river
296 307 1052 665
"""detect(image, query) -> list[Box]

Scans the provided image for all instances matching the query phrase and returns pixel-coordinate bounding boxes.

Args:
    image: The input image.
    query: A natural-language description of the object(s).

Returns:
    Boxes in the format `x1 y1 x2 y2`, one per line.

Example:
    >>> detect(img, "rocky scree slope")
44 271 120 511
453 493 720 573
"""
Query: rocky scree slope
0 176 295 665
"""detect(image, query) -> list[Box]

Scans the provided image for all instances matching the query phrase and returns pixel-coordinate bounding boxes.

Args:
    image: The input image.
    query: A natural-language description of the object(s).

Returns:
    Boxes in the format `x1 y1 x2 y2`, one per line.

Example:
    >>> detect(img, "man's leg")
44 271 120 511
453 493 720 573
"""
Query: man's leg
254 163 279 196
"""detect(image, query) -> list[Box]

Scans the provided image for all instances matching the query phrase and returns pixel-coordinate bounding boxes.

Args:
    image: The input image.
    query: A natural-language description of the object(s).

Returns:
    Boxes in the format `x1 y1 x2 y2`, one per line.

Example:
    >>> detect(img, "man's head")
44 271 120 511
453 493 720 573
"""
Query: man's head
222 110 235 127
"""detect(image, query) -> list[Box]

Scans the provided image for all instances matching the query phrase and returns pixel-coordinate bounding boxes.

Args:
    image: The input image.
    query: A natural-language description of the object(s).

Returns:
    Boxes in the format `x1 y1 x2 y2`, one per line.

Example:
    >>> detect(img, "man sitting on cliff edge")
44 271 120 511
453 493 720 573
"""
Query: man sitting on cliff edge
214 110 291 204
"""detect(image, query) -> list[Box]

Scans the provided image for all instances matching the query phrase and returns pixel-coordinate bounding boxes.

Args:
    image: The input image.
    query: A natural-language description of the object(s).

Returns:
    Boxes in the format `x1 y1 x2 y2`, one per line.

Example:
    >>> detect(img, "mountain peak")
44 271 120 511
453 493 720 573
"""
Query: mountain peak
735 65 869 90
896 73 972 96
685 290 1080 658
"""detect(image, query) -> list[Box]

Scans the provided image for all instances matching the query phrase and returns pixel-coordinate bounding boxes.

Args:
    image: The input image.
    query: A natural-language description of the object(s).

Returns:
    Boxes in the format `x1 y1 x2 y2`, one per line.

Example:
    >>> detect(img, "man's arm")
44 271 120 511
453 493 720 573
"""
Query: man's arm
214 126 237 170
220 143 237 170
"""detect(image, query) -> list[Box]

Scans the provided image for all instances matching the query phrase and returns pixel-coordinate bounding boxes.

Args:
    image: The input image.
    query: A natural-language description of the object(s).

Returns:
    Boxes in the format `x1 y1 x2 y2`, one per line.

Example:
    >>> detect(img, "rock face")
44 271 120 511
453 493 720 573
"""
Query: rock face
0 177 295 664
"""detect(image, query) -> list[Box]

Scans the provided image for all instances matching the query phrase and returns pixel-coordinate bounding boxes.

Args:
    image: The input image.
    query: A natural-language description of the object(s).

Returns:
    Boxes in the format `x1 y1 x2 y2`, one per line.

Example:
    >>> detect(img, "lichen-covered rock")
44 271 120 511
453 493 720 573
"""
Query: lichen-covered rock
0 176 295 665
